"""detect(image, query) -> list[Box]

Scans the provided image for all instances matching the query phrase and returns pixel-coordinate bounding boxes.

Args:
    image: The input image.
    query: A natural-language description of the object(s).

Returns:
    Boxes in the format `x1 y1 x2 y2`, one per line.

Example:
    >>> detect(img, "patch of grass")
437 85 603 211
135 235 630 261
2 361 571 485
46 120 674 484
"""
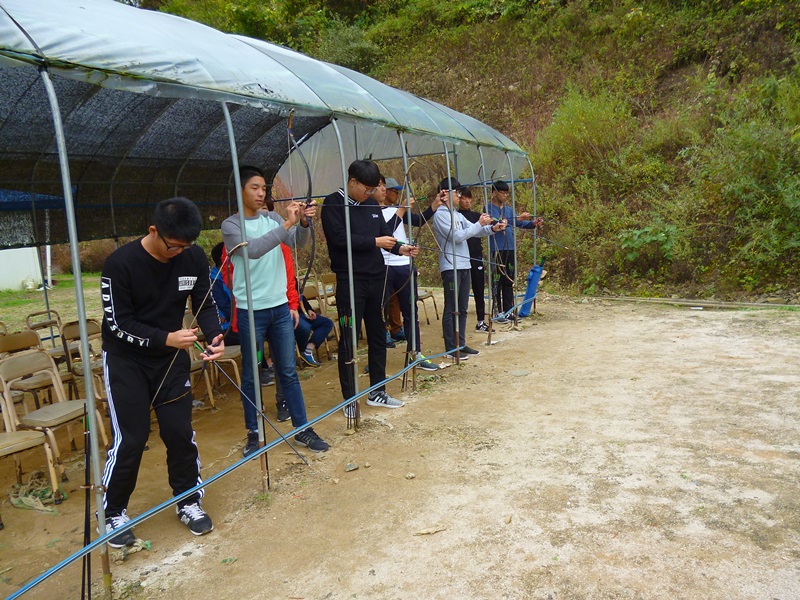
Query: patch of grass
254 492 271 506
0 273 105 332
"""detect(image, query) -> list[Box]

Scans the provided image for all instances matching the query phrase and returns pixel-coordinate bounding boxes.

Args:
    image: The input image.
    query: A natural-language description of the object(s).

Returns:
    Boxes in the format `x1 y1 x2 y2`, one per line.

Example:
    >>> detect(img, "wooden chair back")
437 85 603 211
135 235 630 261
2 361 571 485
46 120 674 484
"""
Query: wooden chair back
0 329 42 356
302 284 324 313
0 349 65 402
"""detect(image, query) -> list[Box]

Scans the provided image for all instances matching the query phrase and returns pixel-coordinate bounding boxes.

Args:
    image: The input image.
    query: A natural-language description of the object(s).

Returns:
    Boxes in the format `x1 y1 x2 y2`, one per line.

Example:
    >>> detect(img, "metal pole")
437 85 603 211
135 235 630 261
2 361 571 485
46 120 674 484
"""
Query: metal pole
39 67 112 595
443 142 459 363
527 155 538 266
452 145 459 185
221 102 269 492
45 209 52 287
330 119 361 425
507 153 518 326
398 131 417 391
477 147 494 344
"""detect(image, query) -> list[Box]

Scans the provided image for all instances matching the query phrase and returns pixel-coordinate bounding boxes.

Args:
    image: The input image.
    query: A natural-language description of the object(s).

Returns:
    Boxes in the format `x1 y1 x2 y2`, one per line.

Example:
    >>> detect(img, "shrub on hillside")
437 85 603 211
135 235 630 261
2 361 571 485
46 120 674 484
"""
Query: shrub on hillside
311 22 383 73
533 89 634 186
52 240 119 275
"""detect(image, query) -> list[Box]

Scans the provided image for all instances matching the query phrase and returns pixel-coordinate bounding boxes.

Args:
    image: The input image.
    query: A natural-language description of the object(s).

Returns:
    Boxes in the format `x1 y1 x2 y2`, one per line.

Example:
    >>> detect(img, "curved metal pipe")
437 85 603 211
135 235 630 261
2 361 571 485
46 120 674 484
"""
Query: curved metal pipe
330 118 361 424
39 66 111 593
398 131 418 390
443 142 460 363
221 101 269 491
477 146 495 343
507 152 518 325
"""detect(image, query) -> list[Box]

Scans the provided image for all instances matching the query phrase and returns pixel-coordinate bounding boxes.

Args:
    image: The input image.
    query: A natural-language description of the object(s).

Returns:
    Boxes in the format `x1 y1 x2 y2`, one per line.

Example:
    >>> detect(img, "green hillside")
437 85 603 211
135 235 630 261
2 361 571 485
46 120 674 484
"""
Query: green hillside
154 0 800 299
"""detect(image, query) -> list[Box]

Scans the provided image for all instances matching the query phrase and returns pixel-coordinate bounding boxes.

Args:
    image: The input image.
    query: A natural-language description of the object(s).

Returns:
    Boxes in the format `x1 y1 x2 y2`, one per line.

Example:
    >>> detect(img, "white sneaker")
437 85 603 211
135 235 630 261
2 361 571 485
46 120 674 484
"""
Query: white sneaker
366 391 404 408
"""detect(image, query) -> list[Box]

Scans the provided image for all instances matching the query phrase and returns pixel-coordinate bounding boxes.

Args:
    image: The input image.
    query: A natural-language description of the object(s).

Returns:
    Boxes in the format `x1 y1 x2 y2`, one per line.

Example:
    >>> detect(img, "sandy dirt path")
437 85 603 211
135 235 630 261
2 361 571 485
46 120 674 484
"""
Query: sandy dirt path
1 296 799 599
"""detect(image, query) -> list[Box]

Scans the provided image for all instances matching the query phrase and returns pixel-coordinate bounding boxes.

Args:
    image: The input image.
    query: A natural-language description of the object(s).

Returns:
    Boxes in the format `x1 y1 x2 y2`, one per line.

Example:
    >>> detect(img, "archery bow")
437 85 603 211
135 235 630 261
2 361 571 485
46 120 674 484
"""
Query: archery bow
287 109 316 295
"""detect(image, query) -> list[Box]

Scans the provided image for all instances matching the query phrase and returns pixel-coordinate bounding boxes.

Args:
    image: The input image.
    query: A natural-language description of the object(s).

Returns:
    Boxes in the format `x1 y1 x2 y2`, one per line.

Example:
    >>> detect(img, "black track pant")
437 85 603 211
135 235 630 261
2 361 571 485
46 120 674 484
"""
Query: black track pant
470 261 486 322
493 250 516 315
336 277 387 401
101 350 203 516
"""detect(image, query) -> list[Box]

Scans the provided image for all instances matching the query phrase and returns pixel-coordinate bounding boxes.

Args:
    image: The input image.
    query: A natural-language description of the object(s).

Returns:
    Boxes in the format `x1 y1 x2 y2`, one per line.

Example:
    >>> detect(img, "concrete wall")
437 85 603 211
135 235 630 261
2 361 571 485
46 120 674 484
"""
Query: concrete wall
0 247 42 291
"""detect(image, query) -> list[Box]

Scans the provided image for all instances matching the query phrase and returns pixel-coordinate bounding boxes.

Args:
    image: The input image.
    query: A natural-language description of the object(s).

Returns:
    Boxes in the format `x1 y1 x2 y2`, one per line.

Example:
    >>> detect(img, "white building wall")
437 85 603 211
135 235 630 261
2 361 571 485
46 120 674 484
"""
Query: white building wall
0 247 42 291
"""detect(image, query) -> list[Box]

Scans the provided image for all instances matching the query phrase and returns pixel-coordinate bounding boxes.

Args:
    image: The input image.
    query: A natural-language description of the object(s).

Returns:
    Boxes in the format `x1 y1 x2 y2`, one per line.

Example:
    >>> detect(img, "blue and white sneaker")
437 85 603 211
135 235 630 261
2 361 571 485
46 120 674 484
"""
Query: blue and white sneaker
301 348 321 367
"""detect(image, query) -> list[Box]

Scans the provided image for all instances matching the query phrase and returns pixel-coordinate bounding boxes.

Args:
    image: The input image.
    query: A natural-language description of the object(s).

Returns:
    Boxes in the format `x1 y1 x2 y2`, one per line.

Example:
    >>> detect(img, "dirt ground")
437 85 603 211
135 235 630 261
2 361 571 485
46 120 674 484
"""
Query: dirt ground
1 293 799 599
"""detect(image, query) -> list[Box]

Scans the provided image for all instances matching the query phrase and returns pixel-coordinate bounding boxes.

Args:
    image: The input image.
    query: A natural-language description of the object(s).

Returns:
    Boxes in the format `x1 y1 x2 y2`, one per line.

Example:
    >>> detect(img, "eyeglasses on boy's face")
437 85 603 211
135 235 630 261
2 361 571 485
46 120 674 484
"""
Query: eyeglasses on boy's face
351 179 377 195
158 231 194 252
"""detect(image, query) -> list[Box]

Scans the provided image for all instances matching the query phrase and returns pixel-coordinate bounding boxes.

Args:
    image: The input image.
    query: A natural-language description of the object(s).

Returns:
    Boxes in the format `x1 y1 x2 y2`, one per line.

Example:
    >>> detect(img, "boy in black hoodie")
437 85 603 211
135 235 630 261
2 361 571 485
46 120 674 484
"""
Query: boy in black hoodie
321 160 419 417
100 197 223 546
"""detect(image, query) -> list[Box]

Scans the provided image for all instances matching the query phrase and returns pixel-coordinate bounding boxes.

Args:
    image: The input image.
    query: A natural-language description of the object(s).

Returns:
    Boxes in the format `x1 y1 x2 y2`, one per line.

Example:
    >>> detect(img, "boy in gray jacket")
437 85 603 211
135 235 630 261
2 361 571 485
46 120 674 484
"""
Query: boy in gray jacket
432 178 506 359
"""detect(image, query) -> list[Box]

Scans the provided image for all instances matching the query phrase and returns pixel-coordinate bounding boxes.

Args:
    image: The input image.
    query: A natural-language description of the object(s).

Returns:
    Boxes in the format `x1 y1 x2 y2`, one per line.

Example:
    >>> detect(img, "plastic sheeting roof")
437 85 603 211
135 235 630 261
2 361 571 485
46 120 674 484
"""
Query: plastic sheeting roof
0 0 529 248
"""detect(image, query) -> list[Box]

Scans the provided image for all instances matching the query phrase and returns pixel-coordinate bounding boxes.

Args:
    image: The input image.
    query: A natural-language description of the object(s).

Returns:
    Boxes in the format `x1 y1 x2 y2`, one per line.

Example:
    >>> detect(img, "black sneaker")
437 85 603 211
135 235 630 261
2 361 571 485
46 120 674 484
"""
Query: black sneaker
494 315 510 324
243 430 259 458
294 427 330 452
98 510 135 548
475 321 494 333
276 402 291 422
385 332 396 348
177 502 214 536
446 350 469 361
415 353 439 371
259 368 275 387
461 346 480 355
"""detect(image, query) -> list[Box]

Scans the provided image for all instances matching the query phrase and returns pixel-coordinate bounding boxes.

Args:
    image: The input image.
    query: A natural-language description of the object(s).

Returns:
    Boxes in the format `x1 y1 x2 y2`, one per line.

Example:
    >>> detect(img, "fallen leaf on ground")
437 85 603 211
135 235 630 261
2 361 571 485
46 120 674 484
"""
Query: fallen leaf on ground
414 525 447 536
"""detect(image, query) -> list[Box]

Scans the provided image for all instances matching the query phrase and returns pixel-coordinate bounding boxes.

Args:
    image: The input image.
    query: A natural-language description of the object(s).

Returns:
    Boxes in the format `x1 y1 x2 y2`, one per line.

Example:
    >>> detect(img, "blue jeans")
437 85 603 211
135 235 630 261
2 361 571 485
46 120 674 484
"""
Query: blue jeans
294 313 334 351
384 264 422 353
237 304 308 432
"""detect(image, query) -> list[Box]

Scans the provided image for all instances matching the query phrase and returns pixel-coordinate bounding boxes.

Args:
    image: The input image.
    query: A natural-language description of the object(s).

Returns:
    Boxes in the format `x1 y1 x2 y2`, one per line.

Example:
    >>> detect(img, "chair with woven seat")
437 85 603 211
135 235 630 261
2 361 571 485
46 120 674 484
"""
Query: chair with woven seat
25 310 75 367
0 330 77 409
0 329 41 357
60 319 105 406
416 289 439 325
197 333 241 394
0 388 63 506
302 284 325 314
320 272 337 311
213 343 242 390
0 348 108 482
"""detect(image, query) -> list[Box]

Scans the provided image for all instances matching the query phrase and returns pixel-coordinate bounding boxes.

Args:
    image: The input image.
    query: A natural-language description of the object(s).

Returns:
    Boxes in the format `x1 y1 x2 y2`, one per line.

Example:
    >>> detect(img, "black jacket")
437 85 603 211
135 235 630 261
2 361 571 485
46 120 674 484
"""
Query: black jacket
321 189 402 280
101 239 221 360
459 208 484 263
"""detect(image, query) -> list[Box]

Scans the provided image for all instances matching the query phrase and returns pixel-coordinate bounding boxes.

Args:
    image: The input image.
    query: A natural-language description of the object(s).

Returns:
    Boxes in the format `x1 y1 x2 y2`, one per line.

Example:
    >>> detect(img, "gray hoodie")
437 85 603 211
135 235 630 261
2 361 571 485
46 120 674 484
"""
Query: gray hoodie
432 205 493 272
